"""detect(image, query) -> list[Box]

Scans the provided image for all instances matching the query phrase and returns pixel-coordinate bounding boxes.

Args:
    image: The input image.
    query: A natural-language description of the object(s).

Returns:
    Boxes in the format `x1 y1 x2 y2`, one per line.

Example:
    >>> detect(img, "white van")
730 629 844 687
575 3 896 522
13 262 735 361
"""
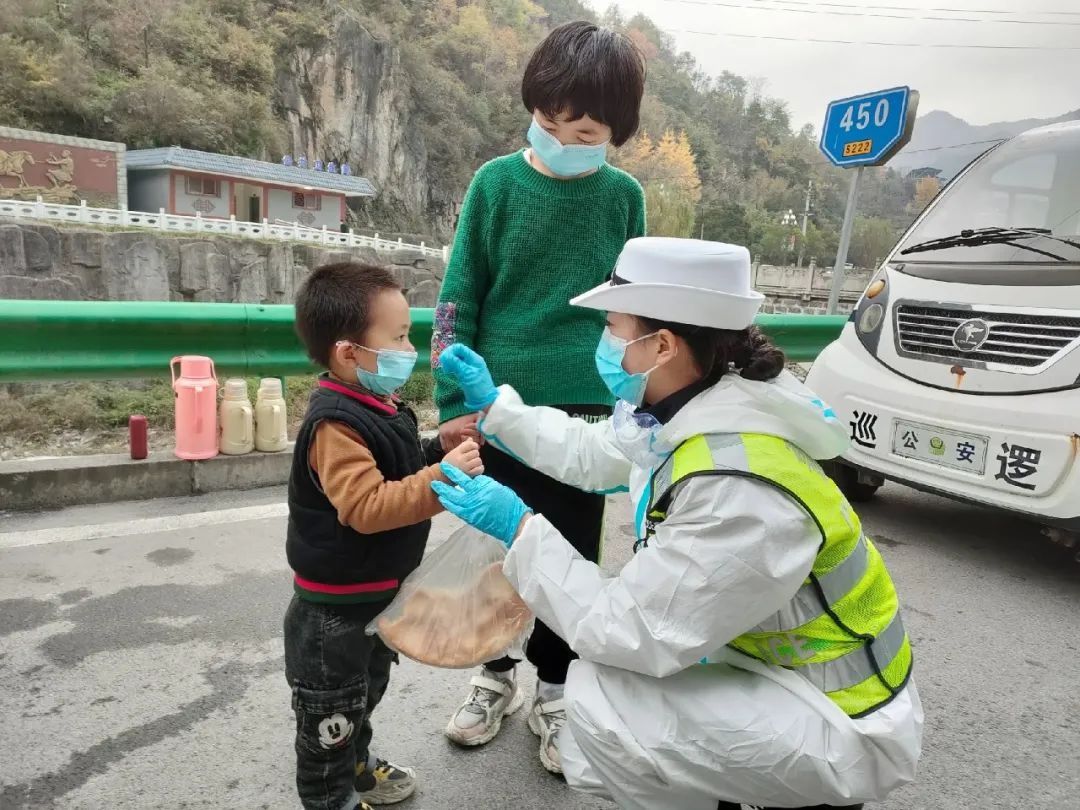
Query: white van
806 121 1080 543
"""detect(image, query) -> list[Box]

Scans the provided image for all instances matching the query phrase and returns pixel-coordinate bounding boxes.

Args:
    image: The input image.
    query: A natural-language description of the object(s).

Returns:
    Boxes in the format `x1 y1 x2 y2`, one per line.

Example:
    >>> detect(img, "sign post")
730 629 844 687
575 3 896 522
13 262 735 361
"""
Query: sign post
819 86 919 313
827 167 864 315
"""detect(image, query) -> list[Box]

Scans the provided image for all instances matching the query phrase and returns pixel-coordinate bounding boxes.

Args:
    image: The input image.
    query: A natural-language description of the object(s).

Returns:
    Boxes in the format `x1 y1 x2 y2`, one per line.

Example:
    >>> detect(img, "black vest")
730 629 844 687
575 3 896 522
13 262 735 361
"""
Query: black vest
286 380 430 600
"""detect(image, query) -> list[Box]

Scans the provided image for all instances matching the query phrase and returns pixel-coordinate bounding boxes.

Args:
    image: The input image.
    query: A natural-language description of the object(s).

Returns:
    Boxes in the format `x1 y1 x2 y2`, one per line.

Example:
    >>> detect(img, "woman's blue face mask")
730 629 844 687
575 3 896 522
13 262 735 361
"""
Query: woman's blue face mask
527 119 609 178
594 328 659 407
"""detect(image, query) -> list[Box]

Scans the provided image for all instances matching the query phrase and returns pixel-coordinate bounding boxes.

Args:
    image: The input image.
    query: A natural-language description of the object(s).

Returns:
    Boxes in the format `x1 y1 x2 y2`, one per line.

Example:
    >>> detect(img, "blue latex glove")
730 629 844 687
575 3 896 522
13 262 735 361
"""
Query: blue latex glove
431 462 530 548
438 343 498 411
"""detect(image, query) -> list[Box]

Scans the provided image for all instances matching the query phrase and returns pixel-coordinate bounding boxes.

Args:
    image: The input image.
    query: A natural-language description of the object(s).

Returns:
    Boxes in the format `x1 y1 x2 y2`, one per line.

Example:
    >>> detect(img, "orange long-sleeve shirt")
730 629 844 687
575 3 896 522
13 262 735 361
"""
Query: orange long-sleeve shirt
309 419 446 533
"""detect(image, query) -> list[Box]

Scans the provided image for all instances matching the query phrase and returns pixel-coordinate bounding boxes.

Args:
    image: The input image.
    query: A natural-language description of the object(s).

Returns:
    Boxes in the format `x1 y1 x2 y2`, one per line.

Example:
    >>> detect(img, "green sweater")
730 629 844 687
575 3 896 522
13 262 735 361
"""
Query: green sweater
433 151 646 422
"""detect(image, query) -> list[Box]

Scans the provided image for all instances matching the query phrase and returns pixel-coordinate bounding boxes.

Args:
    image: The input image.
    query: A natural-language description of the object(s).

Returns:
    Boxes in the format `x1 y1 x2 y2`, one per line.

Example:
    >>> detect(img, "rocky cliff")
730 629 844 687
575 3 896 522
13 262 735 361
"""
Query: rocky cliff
0 222 444 307
277 20 430 225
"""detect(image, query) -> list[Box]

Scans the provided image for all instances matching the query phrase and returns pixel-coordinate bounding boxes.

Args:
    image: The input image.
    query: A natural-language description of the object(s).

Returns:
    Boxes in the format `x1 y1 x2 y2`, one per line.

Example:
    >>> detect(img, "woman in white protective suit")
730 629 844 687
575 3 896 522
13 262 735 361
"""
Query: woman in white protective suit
429 237 923 810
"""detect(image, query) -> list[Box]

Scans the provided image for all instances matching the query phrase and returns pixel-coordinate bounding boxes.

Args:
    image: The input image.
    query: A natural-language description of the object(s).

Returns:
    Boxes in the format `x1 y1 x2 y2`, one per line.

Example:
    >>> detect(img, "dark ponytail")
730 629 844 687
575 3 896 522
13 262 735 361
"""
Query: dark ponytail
636 318 786 384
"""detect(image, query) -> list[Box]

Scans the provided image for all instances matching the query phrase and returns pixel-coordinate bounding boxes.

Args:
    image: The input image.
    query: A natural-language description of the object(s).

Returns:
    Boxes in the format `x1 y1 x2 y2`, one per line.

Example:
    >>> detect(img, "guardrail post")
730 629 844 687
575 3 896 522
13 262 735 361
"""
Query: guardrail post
79 200 89 223
442 245 449 263
158 208 167 230
293 221 300 240
321 224 328 244
230 214 238 234
35 195 45 219
195 211 203 233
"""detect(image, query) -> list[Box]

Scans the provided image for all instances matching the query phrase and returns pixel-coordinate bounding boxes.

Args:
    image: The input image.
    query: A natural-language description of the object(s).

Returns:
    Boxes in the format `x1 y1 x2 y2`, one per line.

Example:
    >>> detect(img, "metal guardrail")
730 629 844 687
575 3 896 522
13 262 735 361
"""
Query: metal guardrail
0 300 845 382
761 313 848 361
0 197 449 260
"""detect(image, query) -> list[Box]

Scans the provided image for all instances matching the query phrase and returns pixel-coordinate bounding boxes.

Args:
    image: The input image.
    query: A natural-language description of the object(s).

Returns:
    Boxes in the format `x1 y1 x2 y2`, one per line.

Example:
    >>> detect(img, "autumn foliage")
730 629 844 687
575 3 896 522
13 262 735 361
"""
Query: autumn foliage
616 130 702 237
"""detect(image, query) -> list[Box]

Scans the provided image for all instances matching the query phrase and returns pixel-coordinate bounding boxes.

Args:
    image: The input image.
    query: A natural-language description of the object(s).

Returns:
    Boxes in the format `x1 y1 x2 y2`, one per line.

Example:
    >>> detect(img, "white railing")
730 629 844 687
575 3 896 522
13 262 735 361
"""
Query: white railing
0 197 449 262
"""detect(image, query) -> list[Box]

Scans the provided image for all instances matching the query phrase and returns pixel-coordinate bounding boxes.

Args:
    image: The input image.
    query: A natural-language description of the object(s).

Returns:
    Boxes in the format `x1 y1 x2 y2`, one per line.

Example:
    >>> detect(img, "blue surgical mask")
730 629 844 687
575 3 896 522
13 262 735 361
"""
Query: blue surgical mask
595 328 659 407
353 345 418 396
527 119 609 178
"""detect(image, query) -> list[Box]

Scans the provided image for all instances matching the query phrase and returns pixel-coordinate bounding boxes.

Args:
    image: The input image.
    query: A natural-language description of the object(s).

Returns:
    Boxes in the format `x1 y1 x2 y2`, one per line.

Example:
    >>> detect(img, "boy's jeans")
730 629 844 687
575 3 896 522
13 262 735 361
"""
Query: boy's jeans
284 595 396 810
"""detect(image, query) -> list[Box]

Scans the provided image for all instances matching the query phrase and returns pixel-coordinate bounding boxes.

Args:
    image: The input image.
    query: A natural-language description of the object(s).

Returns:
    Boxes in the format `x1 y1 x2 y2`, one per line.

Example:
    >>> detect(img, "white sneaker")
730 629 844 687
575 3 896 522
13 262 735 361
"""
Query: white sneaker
445 668 524 747
527 695 566 775
354 757 416 805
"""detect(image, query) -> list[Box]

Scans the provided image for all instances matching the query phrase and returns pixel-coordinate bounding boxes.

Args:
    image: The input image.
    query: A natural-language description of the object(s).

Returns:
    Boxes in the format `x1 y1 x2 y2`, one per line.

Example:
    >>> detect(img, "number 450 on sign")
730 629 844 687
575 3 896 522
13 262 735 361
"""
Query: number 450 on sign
820 87 918 169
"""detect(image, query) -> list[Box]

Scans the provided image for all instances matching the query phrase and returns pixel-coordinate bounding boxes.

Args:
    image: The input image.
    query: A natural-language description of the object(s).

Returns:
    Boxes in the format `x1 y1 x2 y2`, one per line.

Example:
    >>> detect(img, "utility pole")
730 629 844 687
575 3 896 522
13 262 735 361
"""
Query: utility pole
797 179 812 269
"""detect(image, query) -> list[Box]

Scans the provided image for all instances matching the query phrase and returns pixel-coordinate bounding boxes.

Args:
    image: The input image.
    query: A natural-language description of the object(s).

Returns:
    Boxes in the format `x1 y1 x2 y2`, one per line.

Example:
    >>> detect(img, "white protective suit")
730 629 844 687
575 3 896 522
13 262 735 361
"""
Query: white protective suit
480 370 923 809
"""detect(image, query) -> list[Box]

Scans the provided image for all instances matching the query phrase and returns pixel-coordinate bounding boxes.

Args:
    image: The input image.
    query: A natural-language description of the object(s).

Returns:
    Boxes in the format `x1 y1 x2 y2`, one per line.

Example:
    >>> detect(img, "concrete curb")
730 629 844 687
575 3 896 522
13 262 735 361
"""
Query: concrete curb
0 444 296 513
1 431 441 513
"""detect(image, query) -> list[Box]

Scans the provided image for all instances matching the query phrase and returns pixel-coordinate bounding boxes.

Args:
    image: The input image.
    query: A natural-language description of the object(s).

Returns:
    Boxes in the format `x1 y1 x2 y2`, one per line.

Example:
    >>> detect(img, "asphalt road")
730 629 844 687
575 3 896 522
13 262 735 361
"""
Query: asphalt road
1 482 1078 809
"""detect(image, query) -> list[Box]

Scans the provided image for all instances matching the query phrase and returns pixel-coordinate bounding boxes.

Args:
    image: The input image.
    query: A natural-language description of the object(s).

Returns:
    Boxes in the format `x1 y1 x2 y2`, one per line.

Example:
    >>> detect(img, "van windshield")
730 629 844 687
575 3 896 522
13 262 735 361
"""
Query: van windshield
895 126 1080 265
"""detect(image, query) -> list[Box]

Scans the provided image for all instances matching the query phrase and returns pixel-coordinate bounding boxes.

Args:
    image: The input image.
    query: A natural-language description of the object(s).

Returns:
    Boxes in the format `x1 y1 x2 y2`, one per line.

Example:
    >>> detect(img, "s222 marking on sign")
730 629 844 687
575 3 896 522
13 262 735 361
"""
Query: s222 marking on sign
849 411 878 449
843 139 873 158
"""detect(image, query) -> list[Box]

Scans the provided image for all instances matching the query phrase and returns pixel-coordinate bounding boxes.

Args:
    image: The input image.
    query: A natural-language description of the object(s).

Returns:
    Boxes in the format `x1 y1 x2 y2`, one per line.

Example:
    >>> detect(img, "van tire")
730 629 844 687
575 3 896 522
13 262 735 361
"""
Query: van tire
824 460 882 503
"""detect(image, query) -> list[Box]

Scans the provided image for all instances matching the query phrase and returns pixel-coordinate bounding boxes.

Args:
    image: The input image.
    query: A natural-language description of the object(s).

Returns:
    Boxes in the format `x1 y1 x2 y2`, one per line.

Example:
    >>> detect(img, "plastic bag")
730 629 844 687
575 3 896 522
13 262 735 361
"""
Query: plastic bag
367 524 533 669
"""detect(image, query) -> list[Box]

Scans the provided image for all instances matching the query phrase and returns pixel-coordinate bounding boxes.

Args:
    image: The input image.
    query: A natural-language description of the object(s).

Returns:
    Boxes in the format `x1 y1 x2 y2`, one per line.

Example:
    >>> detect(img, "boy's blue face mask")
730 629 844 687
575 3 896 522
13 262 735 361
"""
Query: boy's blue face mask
348 344 418 396
527 119 609 178
594 328 659 407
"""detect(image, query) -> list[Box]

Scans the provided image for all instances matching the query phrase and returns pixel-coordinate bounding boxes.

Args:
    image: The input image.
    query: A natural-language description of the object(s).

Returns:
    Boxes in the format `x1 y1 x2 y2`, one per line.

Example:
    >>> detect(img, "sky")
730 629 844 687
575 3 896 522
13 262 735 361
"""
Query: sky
588 0 1080 132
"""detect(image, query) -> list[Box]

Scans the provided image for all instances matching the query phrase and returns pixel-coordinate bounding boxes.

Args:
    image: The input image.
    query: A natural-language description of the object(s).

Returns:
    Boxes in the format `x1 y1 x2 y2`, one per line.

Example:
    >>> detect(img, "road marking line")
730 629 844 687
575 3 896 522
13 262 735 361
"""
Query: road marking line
0 503 289 550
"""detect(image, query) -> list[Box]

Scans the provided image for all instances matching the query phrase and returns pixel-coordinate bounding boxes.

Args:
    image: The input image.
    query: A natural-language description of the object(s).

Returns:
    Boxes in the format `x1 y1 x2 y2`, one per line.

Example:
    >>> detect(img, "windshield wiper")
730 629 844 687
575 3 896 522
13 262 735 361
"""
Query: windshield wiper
900 226 1080 261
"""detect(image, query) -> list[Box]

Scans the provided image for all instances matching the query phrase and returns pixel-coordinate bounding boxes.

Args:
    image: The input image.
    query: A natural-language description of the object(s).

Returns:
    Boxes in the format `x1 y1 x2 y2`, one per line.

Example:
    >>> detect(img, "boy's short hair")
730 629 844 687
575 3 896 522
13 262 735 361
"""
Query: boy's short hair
294 262 402 367
521 21 646 147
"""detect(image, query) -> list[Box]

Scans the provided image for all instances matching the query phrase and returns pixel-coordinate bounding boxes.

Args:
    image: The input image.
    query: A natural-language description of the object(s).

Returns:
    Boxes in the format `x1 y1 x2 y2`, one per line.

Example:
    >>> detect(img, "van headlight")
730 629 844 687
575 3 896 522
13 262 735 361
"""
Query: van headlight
858 302 885 334
854 269 890 356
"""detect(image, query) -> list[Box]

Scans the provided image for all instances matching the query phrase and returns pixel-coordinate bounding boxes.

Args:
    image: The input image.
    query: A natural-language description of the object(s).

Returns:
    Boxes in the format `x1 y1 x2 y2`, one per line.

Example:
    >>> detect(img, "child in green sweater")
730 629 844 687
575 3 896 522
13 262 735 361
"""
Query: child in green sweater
431 20 647 775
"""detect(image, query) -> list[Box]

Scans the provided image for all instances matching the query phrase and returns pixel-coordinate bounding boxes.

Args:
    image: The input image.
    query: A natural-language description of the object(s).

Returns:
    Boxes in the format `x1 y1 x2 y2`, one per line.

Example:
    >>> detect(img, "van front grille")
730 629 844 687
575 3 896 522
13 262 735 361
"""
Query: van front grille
893 304 1080 370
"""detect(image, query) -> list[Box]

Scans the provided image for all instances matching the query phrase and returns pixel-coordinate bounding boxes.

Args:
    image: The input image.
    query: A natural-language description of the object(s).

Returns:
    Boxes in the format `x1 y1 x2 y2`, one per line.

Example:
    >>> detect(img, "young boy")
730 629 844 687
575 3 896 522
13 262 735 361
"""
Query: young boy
431 21 647 774
285 262 482 810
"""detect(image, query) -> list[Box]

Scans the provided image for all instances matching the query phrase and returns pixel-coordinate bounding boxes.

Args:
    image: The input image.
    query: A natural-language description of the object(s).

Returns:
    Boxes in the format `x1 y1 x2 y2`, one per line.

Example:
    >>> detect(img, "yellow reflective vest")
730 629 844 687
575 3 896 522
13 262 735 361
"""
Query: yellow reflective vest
645 432 913 718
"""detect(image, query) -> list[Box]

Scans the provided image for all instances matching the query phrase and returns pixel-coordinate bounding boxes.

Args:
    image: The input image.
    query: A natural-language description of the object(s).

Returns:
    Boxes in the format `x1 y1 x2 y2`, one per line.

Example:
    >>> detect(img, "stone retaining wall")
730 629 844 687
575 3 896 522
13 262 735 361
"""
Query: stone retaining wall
0 220 872 316
0 220 445 306
754 261 872 315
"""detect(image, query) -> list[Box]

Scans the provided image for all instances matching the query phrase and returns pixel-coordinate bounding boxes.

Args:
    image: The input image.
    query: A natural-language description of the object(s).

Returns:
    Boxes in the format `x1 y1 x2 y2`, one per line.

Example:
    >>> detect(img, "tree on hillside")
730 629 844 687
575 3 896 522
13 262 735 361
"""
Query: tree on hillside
616 130 702 237
0 0 925 240
699 202 751 245
849 216 899 269
535 0 593 26
856 167 916 229
803 222 836 268
908 176 943 216
0 0 283 155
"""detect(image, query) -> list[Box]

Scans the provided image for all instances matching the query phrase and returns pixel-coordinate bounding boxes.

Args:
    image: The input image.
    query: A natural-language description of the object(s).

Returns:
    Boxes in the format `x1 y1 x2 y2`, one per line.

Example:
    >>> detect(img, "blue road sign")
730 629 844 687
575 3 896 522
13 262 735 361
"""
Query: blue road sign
820 87 919 168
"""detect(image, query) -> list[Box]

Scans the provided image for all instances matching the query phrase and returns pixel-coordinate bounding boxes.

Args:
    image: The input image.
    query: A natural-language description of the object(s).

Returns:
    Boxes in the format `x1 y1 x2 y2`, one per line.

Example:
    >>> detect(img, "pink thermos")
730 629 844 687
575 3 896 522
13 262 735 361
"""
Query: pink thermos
170 355 219 460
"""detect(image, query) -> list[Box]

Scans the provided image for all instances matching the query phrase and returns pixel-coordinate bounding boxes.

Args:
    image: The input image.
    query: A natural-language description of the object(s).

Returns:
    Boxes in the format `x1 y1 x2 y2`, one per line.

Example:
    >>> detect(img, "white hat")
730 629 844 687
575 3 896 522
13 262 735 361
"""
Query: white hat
571 237 764 330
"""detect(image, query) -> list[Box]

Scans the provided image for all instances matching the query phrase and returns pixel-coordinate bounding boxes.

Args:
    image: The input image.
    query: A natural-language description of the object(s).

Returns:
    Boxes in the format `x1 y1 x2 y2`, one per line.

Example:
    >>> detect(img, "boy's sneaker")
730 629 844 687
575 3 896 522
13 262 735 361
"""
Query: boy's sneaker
527 695 566 775
445 668 524 746
355 758 416 805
